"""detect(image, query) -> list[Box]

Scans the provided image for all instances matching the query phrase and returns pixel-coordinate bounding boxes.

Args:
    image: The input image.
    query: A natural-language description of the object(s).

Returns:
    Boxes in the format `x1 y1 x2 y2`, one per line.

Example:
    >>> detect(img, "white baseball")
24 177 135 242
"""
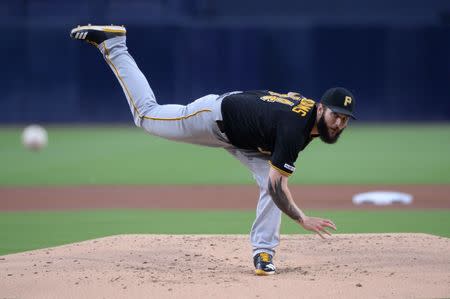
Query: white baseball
22 125 48 151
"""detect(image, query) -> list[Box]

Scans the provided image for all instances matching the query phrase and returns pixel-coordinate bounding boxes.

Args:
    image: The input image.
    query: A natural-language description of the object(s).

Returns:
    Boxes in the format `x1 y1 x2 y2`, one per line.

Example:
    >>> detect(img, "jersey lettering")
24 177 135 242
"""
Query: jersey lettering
266 91 302 101
260 91 303 107
259 91 315 117
292 98 315 117
260 95 295 106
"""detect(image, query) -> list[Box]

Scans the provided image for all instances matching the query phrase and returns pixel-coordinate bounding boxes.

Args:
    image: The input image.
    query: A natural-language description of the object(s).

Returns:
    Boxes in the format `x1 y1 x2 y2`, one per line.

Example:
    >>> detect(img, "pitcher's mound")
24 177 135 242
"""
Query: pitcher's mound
1 234 449 298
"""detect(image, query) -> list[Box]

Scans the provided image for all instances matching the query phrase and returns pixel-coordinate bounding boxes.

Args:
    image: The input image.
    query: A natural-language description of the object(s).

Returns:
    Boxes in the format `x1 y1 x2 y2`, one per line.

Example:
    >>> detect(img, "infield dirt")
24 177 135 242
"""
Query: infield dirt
1 185 449 210
1 234 449 298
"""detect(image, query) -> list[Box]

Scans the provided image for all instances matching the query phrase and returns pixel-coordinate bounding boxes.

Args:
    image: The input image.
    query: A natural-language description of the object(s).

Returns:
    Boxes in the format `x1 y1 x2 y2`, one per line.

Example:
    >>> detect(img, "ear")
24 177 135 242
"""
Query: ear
317 103 324 118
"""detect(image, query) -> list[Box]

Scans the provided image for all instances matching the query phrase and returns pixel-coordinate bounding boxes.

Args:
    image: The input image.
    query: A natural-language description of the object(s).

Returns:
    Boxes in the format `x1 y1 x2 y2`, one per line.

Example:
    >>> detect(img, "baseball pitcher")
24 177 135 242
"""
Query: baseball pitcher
70 25 356 276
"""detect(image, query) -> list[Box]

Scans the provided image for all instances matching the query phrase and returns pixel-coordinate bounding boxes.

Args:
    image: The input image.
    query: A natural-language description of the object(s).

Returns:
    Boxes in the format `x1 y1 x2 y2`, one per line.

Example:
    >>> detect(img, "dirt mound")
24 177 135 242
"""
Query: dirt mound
1 234 449 298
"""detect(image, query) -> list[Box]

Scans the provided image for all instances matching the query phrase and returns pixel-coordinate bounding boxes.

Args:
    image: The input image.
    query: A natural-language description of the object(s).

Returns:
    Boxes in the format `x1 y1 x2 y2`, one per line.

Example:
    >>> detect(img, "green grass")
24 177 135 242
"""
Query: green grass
1 125 449 255
1 124 450 185
1 209 449 255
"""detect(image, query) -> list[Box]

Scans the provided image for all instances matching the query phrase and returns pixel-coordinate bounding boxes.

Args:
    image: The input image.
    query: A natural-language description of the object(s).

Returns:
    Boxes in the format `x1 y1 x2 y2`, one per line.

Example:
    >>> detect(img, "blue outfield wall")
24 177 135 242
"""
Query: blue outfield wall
1 1 450 123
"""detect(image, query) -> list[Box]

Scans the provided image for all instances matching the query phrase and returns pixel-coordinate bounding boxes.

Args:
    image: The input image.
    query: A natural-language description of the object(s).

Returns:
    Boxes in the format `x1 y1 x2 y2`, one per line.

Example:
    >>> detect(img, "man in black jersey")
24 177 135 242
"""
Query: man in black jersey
219 88 355 275
71 25 356 276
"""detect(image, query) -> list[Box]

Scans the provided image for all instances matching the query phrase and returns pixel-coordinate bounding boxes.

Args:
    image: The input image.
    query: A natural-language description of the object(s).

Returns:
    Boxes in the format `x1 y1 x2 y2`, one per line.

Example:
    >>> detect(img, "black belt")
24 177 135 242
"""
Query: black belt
216 120 225 133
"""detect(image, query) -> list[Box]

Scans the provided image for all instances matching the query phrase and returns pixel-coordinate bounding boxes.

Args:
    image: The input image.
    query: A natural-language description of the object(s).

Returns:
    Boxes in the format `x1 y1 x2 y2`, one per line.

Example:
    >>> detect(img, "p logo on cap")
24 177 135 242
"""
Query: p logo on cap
344 96 352 107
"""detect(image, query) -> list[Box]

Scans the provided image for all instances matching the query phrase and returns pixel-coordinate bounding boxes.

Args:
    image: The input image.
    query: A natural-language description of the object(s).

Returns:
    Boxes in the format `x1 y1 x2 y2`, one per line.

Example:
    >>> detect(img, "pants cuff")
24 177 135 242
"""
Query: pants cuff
253 248 275 257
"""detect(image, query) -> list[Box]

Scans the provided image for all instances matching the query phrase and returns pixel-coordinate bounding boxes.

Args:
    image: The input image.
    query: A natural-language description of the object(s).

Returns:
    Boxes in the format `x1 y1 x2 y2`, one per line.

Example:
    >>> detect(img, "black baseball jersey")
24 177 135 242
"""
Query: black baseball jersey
220 90 318 176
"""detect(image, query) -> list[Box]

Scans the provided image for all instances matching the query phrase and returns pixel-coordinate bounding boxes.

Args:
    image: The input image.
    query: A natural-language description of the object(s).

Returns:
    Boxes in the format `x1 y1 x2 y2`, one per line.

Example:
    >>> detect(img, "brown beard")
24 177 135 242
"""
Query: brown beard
317 114 342 144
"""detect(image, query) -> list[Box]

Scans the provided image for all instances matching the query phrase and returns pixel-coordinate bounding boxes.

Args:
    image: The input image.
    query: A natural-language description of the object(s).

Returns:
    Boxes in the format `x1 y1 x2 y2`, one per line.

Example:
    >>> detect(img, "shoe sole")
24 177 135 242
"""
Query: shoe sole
255 269 275 276
70 25 126 37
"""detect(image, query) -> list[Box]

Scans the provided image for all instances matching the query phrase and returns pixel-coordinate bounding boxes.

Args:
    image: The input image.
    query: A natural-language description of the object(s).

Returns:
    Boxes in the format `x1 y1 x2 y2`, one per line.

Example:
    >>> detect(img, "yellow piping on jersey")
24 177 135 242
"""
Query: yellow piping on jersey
103 43 211 122
269 161 292 177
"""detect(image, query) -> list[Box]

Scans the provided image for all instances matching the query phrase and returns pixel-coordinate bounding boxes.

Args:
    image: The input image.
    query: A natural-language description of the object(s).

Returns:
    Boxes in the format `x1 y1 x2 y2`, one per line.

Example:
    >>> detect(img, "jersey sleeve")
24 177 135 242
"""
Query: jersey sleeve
269 125 304 176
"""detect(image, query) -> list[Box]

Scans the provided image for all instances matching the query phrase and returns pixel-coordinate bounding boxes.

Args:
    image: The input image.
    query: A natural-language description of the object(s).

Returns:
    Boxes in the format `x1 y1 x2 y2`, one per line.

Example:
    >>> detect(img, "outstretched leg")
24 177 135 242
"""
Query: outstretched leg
100 36 158 128
71 25 228 147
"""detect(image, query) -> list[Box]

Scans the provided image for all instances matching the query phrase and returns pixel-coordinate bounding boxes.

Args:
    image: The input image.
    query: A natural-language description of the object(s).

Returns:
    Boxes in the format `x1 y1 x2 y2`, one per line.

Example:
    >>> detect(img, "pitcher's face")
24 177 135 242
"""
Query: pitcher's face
317 105 349 144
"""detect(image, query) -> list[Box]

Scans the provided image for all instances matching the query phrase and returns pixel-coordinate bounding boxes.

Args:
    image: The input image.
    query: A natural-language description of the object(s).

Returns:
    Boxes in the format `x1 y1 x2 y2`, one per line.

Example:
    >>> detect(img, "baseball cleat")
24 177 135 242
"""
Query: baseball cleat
253 252 276 276
70 24 126 47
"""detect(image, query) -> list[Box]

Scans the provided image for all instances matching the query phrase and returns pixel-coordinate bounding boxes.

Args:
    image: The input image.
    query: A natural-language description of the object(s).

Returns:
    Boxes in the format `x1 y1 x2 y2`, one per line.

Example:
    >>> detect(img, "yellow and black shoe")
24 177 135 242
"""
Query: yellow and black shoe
70 25 126 47
254 252 276 276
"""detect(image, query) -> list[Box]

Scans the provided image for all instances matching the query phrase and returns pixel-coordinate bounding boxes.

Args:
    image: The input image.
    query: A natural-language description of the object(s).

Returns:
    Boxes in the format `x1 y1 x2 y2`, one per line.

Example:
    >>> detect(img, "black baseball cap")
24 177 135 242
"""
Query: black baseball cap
320 87 356 119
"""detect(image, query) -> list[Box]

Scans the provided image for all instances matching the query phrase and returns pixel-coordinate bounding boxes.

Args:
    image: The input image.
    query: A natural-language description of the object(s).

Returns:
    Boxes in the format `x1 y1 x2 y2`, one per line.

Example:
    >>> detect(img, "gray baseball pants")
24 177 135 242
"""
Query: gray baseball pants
100 36 281 257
